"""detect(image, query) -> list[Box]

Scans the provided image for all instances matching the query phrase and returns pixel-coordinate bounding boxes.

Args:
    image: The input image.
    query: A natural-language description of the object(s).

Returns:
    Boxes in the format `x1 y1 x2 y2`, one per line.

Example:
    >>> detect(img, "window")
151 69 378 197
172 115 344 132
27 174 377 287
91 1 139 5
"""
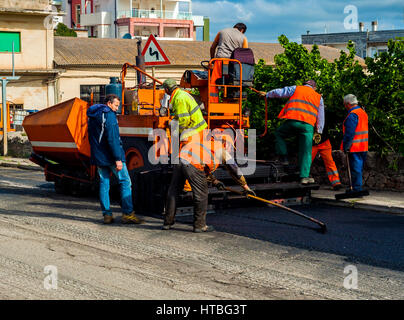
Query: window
178 1 191 19
178 1 190 13
0 32 21 53
370 47 378 58
177 28 189 38
80 85 106 105
76 4 81 24
10 104 25 130
0 103 24 130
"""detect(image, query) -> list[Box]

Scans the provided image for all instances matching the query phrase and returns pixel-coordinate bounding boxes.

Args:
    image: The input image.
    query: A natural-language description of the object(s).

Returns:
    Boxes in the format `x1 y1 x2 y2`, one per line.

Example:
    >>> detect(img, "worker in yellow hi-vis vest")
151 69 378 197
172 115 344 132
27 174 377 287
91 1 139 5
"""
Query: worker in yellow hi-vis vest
162 78 208 192
162 78 207 142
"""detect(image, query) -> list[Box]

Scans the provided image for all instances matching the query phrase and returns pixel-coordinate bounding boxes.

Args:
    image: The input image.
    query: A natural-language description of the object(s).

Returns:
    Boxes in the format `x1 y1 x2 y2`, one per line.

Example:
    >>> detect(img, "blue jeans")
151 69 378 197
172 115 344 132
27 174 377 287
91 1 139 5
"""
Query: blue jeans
348 152 367 191
97 163 133 216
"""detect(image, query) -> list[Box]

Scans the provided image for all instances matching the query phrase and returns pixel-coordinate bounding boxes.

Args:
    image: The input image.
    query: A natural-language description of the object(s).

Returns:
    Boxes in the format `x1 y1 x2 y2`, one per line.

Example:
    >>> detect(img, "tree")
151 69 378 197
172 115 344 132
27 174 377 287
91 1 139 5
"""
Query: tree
54 23 77 37
363 39 404 155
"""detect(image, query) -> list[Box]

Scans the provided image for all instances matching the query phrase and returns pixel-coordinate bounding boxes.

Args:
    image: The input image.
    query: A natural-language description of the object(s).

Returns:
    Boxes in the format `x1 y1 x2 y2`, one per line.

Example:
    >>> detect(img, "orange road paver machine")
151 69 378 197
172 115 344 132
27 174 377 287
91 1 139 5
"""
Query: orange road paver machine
23 58 318 213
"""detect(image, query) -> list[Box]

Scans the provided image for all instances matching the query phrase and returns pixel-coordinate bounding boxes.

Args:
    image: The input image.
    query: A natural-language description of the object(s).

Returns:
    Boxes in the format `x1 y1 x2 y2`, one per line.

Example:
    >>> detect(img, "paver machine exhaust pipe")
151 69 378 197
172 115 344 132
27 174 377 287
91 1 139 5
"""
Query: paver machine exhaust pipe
335 153 369 200
225 186 327 233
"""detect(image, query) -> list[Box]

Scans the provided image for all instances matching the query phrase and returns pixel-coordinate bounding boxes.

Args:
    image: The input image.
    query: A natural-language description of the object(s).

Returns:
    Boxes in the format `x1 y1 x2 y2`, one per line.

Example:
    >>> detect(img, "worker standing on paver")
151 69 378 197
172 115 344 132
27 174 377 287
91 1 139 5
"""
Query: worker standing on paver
341 94 369 192
87 94 144 225
209 23 248 102
259 80 324 185
312 109 342 191
163 130 255 233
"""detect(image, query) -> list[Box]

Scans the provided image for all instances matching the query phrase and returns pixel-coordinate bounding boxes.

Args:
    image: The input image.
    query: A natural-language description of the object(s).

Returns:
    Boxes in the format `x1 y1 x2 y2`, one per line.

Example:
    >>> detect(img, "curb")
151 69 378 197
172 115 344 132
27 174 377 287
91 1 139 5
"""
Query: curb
312 197 404 215
0 161 42 171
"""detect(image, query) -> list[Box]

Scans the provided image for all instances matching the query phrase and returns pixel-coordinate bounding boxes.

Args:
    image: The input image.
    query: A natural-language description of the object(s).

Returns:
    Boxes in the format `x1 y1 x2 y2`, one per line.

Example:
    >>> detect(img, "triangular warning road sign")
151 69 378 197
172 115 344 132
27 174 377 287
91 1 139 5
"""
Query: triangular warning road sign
141 34 170 66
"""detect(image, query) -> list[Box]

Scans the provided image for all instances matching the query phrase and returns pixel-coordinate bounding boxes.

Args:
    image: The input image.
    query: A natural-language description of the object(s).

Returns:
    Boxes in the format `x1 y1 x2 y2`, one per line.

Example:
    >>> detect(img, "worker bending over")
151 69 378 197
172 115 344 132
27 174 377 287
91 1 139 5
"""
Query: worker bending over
311 110 342 191
259 80 324 185
163 131 255 233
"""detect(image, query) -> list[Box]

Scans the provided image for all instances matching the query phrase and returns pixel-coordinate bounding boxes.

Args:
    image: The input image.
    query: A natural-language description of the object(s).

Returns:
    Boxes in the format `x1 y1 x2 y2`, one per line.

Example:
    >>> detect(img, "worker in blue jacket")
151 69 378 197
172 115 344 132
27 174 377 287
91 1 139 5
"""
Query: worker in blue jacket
341 94 369 192
87 94 144 225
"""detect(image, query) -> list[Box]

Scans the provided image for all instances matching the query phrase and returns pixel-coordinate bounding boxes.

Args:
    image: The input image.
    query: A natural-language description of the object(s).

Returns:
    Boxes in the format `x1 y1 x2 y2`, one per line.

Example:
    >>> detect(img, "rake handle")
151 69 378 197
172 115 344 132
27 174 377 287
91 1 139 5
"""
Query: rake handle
224 186 327 232
346 152 353 191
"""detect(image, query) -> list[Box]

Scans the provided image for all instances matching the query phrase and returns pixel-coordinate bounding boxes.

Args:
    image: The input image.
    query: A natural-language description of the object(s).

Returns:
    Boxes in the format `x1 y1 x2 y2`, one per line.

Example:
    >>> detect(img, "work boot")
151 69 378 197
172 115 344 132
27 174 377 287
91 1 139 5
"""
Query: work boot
103 215 114 224
193 225 215 233
300 177 315 185
162 223 174 230
332 184 342 191
162 215 175 230
122 212 145 224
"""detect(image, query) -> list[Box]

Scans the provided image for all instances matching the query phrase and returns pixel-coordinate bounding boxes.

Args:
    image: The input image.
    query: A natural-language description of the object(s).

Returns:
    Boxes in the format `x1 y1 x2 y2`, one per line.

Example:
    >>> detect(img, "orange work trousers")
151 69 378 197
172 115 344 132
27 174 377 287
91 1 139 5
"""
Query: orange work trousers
311 139 341 187
210 61 222 103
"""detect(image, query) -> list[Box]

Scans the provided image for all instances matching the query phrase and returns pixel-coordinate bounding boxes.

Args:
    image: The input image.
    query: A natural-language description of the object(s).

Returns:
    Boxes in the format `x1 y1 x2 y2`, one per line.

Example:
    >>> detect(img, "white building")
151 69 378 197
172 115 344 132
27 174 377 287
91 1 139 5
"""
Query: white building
302 21 404 58
68 0 206 40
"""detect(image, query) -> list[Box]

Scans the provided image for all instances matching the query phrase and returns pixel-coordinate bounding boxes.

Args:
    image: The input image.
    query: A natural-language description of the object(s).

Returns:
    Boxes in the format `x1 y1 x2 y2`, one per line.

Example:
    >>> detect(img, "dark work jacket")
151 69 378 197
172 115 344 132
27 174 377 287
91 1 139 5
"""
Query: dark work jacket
313 110 331 146
87 104 126 167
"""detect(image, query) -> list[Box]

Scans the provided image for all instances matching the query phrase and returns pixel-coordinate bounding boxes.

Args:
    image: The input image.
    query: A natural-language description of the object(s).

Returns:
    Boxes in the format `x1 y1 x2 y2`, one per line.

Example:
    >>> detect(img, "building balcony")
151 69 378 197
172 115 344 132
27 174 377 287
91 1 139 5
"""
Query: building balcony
80 11 112 27
117 9 192 20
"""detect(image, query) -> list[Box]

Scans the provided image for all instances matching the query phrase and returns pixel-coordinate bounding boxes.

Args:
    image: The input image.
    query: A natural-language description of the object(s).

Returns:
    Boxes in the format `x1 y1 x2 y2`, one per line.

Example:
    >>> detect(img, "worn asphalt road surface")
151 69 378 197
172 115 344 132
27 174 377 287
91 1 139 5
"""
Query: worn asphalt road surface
0 167 403 300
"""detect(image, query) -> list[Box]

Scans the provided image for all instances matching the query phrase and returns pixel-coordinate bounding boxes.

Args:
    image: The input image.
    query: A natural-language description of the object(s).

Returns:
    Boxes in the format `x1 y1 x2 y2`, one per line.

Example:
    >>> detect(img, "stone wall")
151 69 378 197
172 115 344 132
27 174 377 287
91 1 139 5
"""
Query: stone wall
0 132 32 158
311 151 404 192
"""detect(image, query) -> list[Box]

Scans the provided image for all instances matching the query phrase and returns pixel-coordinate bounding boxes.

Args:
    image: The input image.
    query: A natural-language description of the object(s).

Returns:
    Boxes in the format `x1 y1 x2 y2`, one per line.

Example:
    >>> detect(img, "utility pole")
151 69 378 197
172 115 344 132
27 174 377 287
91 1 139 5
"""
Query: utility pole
1 42 20 156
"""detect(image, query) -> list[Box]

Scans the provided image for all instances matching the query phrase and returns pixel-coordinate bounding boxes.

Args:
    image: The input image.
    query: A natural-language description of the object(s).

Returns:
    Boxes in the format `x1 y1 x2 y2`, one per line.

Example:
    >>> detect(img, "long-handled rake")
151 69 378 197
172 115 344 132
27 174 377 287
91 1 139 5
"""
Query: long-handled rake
224 186 327 233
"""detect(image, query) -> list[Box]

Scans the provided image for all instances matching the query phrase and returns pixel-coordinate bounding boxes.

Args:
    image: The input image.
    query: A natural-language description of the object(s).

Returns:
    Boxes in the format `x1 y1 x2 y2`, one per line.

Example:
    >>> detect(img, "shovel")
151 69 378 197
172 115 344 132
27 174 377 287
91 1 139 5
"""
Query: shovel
335 152 369 200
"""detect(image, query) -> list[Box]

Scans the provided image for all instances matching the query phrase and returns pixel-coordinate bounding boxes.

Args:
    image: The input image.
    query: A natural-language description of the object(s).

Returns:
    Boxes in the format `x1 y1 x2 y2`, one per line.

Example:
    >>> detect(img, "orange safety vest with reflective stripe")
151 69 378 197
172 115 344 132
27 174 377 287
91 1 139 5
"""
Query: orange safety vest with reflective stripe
179 138 220 173
278 85 321 126
341 107 369 152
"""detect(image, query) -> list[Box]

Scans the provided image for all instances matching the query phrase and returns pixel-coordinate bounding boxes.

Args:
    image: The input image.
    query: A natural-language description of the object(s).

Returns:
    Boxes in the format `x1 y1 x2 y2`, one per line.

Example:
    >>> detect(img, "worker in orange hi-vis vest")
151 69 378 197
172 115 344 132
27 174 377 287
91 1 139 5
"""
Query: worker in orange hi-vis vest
163 130 255 233
311 110 342 191
209 23 248 103
340 94 369 192
259 80 325 185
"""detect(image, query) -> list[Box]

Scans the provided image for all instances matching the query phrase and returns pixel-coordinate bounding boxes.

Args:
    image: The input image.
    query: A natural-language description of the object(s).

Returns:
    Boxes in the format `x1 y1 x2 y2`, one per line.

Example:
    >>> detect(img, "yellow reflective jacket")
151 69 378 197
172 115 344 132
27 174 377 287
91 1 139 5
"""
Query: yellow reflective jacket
170 88 207 141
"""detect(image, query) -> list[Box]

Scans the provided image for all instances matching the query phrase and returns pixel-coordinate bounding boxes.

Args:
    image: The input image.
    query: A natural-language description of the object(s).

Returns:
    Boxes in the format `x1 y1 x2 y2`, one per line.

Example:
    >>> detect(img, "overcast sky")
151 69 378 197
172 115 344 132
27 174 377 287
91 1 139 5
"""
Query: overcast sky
192 0 404 43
